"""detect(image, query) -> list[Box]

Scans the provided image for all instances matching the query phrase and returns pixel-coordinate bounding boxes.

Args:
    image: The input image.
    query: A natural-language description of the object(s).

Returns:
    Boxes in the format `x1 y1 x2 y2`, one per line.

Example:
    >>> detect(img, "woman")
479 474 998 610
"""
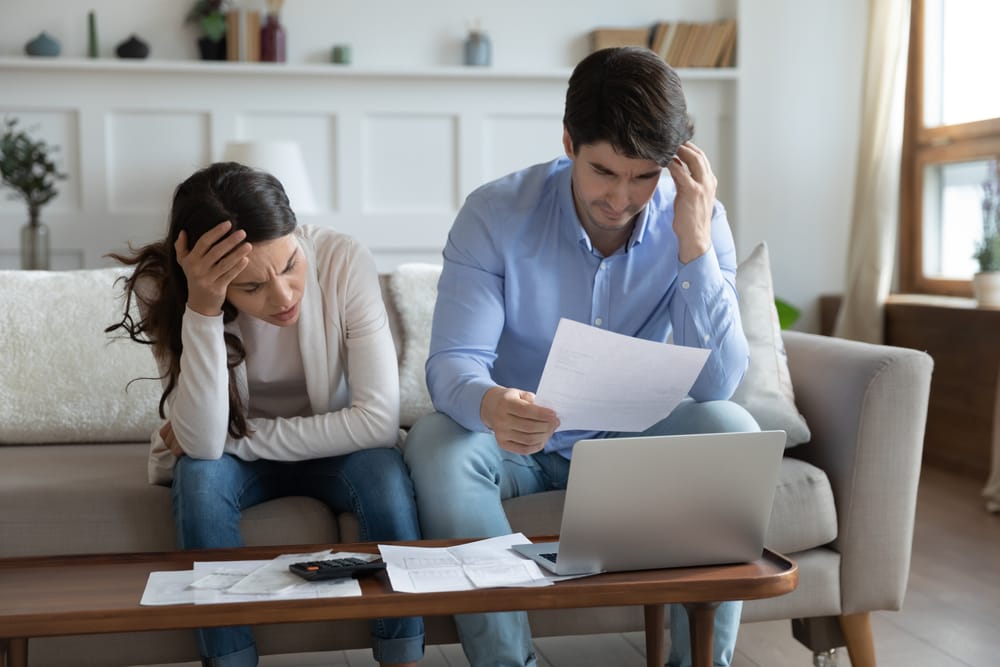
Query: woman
108 162 423 667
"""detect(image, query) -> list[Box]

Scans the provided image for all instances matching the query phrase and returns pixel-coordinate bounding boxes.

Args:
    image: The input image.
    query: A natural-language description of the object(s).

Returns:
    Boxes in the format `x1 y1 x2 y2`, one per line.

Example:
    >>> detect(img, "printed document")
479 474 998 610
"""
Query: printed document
139 550 377 606
534 318 709 432
379 533 551 593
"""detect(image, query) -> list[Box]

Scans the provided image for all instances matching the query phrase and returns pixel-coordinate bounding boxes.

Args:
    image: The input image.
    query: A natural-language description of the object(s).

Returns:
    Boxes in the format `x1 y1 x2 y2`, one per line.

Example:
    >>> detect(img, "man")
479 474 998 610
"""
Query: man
403 46 758 667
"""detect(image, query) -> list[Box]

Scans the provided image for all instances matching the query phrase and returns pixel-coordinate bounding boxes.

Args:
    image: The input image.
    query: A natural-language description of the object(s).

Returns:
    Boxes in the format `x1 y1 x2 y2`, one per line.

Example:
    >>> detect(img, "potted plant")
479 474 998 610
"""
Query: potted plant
973 159 1000 307
0 117 67 270
186 0 230 61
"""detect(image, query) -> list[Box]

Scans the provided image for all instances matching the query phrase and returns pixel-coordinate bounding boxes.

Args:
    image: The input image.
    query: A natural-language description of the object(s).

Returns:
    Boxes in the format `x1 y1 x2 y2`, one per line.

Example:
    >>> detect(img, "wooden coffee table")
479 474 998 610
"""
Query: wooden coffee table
0 539 796 667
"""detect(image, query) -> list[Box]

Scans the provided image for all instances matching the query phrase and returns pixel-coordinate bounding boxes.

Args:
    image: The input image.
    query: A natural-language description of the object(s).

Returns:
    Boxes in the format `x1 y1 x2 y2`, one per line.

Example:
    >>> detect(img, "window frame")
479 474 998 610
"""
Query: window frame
899 0 1000 296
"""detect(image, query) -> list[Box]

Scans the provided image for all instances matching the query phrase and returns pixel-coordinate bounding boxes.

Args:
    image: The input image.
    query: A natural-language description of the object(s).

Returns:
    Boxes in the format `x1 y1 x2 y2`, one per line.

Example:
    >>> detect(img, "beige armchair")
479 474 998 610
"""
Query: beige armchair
468 330 933 667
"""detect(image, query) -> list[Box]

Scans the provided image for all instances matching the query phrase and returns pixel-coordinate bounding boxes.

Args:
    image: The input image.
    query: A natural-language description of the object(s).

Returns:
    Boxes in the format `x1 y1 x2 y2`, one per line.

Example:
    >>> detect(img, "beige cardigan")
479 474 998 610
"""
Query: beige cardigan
147 225 400 485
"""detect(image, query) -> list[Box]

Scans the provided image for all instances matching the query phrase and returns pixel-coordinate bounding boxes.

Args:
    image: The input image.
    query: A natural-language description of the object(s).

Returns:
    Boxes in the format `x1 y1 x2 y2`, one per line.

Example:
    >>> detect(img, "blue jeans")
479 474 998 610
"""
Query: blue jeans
403 399 759 667
172 447 424 667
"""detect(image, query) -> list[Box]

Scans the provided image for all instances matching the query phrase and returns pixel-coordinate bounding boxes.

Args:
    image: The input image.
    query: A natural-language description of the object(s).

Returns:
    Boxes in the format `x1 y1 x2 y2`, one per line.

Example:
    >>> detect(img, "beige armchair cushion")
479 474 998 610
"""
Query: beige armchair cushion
731 242 811 447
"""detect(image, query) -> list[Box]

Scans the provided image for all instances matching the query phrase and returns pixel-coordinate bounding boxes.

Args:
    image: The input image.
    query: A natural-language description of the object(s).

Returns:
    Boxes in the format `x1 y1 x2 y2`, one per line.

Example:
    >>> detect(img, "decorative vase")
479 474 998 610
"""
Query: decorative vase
463 30 491 66
25 31 61 57
88 11 99 57
20 220 50 271
116 34 149 59
197 36 227 61
260 13 286 63
331 44 351 64
973 271 1000 308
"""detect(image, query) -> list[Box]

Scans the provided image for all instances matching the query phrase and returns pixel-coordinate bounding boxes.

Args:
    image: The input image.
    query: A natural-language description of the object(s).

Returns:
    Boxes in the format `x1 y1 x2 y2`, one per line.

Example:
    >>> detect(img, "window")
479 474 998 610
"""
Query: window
900 0 1000 296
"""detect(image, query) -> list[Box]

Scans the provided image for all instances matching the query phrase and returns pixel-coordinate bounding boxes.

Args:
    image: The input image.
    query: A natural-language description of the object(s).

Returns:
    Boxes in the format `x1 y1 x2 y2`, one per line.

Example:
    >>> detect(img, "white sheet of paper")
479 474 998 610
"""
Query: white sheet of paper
139 552 372 606
379 533 550 593
534 318 710 432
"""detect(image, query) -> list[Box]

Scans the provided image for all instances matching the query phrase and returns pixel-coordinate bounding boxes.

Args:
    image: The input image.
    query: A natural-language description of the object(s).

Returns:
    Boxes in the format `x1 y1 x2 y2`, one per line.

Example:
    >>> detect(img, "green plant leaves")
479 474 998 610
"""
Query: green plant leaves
774 297 800 330
0 117 68 219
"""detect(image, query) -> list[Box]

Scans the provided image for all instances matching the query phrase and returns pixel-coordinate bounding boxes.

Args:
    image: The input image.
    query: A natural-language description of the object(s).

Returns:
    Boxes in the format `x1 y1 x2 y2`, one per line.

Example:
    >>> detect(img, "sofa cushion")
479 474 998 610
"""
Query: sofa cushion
730 243 811 447
0 440 835 562
0 268 161 444
386 263 440 427
0 443 342 559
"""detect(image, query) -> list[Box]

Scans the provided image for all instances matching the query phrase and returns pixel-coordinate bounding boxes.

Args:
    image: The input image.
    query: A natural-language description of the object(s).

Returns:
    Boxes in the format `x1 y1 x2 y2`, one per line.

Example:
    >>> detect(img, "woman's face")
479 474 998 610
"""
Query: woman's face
225 233 307 326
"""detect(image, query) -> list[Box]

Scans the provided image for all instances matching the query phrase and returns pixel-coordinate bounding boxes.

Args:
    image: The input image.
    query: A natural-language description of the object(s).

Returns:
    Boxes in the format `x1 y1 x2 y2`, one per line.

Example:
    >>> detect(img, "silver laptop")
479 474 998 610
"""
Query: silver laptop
512 431 785 575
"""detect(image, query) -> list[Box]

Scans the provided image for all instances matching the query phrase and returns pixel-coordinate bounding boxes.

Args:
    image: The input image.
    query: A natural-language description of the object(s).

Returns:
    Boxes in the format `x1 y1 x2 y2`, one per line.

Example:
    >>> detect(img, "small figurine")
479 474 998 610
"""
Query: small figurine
116 35 150 59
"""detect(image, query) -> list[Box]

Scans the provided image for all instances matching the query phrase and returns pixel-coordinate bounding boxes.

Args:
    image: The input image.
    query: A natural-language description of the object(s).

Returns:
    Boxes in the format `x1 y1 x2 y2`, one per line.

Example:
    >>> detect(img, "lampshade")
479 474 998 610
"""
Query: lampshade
221 140 318 214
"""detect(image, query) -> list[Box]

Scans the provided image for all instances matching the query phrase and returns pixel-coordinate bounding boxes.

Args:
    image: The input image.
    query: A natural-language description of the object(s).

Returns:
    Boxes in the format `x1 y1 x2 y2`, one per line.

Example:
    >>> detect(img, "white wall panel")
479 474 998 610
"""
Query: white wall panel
483 114 564 183
106 111 209 214
362 113 458 213
236 113 338 212
0 61 737 276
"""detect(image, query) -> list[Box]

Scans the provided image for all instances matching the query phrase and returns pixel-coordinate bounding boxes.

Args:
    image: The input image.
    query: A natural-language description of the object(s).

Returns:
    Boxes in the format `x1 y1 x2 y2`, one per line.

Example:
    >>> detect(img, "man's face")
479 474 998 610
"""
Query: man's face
225 233 307 327
564 130 662 239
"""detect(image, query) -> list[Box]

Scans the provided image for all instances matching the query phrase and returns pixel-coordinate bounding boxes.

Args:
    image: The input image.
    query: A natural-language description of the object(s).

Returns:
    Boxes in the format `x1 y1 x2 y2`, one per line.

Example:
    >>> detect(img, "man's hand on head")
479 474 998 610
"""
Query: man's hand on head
480 386 560 455
668 141 717 264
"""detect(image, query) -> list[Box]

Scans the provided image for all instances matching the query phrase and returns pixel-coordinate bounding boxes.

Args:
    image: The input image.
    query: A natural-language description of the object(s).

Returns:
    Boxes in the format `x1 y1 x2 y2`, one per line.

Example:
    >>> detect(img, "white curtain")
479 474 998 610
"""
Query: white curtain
833 0 911 343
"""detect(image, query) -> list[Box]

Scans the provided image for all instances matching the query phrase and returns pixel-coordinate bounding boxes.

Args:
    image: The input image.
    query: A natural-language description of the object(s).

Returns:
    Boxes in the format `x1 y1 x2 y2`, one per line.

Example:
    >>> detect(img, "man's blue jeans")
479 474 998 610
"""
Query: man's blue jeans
172 447 424 667
403 399 759 667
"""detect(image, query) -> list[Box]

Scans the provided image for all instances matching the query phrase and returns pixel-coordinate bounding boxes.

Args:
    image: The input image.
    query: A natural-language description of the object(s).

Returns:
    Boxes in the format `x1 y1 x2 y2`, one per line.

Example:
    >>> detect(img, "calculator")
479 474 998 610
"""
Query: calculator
288 557 386 581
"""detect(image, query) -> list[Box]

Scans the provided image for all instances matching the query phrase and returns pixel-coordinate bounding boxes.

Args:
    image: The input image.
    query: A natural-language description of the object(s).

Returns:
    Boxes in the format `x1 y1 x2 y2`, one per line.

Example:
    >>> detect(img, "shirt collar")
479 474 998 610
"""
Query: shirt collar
557 159 652 256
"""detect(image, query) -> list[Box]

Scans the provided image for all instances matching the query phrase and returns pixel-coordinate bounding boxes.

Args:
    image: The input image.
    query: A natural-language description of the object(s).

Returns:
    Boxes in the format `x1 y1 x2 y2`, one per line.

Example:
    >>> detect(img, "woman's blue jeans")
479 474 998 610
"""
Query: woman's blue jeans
403 399 759 667
172 447 424 666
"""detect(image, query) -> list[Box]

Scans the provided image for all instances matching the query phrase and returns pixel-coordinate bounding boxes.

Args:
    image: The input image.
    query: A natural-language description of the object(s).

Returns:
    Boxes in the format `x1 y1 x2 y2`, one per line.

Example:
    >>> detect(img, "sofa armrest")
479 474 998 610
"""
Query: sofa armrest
782 330 933 614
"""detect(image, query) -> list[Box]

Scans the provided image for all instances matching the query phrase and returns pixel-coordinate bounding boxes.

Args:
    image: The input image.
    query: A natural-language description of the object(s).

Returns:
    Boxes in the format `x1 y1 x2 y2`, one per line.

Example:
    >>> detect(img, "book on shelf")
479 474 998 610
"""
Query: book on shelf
226 10 261 62
664 22 689 67
590 27 653 52
650 22 669 55
687 23 718 67
655 19 737 69
715 19 738 67
589 19 736 68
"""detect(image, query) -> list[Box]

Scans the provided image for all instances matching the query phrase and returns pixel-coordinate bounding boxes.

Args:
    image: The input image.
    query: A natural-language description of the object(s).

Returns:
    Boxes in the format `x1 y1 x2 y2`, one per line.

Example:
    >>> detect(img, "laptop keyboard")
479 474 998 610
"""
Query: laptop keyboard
540 552 558 563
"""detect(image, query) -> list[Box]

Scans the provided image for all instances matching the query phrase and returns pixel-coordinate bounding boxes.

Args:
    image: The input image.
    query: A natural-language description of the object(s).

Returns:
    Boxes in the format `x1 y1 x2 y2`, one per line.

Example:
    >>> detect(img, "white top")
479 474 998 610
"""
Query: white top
146 225 400 485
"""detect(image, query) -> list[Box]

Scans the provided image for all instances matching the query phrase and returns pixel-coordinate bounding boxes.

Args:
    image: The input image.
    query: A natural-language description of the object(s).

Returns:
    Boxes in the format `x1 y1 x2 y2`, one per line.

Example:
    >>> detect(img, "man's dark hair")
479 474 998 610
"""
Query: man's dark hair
563 46 694 166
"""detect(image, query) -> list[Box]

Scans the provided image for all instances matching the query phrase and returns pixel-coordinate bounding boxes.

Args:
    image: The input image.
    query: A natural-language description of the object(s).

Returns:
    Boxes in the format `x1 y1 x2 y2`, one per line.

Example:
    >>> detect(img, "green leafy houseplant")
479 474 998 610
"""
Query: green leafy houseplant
974 159 1000 273
774 297 800 330
186 0 229 42
0 117 67 227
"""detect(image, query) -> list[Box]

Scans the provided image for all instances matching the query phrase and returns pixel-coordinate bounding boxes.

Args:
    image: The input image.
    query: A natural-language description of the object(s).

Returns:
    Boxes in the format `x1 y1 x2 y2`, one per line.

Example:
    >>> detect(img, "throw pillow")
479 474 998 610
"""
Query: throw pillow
731 242 811 447
387 263 441 427
0 267 162 444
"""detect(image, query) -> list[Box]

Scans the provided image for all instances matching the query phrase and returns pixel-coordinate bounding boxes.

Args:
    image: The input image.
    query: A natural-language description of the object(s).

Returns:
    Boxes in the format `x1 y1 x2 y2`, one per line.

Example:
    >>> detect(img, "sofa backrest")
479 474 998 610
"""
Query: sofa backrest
0 268 162 445
0 244 811 446
0 267 431 445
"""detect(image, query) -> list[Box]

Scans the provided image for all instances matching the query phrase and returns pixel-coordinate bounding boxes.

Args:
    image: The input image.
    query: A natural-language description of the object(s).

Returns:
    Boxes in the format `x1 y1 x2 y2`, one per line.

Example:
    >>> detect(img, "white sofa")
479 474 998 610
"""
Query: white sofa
0 248 933 667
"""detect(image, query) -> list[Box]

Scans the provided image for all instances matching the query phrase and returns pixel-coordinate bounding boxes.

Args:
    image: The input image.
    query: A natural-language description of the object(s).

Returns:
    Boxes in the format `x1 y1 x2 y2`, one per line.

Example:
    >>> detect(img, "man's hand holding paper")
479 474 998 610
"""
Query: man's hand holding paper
534 318 709 432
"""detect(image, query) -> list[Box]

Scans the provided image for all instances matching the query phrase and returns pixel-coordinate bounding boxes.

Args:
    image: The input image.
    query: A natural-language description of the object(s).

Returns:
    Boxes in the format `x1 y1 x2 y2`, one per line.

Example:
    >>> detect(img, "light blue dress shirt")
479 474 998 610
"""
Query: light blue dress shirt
426 156 749 457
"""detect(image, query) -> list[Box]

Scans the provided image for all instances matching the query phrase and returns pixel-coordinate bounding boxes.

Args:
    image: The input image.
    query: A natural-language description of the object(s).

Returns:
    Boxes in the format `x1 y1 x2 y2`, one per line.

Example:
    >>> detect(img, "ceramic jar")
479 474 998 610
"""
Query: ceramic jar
464 31 491 66
25 32 61 57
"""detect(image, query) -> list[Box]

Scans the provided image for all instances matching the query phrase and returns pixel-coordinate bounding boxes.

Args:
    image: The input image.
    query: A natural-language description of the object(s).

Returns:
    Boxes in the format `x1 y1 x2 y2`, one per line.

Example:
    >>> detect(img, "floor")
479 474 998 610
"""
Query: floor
140 466 1000 667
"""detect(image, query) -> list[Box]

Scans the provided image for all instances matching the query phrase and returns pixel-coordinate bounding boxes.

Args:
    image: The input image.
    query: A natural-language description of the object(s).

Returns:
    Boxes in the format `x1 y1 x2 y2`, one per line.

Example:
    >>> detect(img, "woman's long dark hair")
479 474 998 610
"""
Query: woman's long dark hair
106 162 297 439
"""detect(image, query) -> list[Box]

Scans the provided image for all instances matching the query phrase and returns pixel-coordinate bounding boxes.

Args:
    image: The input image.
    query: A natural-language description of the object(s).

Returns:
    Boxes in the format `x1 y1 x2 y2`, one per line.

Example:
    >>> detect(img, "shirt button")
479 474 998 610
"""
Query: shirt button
703 334 710 342
594 317 603 326
600 263 607 271
681 281 691 289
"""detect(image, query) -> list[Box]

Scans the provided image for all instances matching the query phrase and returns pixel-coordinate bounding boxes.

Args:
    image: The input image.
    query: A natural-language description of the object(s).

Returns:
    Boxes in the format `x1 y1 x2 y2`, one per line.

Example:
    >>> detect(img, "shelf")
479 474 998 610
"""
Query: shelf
0 56 739 82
